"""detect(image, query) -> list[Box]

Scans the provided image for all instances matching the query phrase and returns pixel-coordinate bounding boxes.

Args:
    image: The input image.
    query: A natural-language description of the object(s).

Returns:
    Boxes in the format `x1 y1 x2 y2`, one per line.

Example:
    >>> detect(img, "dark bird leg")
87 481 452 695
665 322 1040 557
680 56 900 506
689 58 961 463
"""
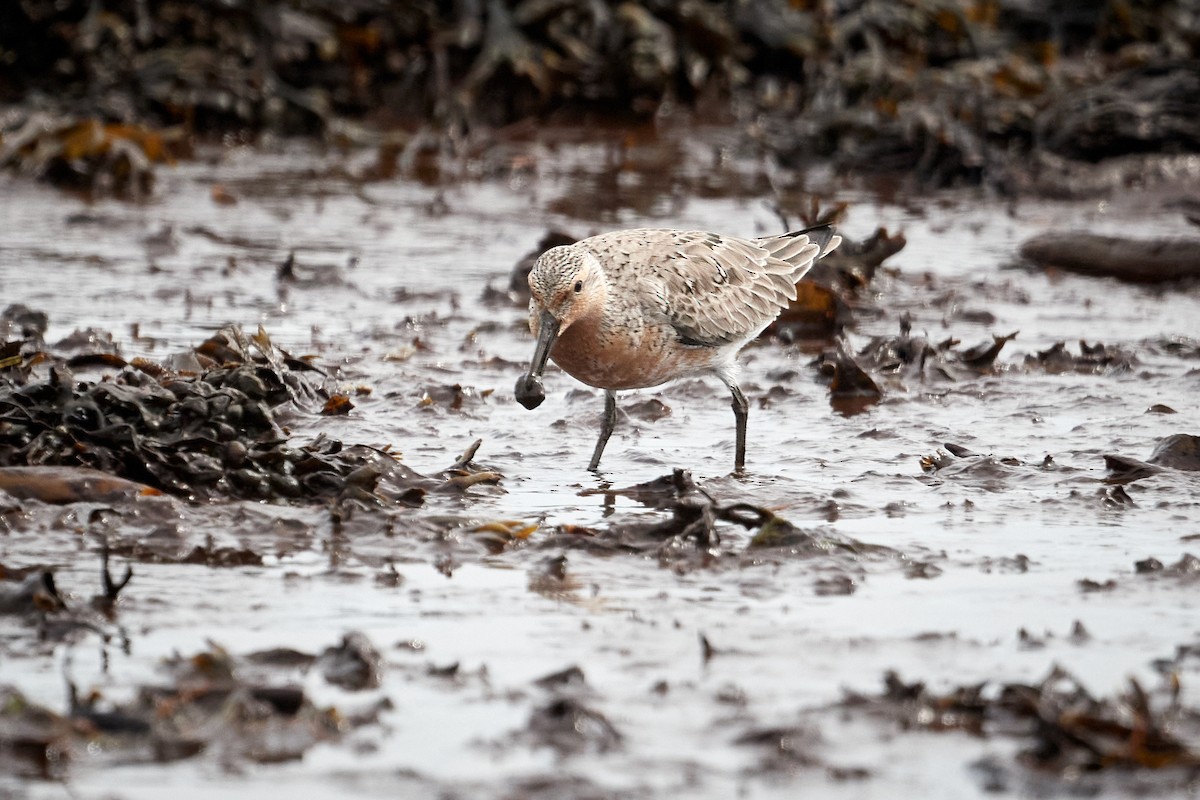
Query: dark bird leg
588 390 618 471
729 383 748 474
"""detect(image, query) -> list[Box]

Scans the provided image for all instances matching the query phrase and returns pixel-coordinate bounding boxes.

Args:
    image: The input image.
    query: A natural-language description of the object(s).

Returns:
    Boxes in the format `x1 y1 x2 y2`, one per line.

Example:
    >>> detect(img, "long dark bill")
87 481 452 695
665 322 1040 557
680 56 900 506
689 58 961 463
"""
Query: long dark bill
514 309 560 410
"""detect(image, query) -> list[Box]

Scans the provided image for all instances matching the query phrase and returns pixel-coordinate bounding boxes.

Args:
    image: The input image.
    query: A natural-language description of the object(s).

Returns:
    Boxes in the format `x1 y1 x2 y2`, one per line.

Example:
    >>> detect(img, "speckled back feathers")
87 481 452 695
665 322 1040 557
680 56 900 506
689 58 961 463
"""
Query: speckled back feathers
559 226 839 346
525 225 840 390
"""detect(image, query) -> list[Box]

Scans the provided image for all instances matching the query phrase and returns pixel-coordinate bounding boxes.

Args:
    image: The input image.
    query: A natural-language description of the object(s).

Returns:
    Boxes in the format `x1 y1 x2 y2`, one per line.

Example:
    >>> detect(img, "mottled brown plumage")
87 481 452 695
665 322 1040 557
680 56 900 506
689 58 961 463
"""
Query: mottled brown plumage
515 225 841 472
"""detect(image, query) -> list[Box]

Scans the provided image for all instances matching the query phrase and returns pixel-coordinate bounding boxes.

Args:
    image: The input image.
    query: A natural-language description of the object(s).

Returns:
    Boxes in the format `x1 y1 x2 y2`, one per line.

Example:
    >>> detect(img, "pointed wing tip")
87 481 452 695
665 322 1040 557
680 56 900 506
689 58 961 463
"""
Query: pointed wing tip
824 232 843 257
787 224 839 257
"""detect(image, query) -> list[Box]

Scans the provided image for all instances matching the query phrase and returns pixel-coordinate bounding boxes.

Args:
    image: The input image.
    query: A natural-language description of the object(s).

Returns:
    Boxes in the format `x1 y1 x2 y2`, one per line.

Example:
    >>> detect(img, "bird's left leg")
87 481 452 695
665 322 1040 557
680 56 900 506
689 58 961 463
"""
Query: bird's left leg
588 389 618 471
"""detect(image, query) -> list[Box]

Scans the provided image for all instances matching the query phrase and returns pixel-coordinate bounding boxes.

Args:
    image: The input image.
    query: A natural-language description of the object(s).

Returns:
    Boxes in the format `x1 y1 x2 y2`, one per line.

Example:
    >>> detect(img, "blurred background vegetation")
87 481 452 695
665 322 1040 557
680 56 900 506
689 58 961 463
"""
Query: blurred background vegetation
2 0 1198 191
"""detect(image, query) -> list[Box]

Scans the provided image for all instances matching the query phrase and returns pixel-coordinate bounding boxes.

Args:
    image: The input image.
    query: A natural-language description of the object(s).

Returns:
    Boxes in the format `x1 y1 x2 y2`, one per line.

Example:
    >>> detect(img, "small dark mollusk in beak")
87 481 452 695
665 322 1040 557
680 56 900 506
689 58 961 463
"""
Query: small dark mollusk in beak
515 310 560 410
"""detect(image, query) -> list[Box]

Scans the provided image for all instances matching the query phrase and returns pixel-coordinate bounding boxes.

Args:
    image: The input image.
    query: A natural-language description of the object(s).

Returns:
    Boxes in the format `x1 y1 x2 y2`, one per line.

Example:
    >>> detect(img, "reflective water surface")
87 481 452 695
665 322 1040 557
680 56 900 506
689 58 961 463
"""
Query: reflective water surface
2 129 1199 798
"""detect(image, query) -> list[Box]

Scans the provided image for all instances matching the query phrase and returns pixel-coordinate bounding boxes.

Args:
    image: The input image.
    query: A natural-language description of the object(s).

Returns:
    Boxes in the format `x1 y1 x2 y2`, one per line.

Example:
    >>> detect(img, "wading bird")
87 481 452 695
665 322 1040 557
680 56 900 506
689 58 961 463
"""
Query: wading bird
515 225 840 472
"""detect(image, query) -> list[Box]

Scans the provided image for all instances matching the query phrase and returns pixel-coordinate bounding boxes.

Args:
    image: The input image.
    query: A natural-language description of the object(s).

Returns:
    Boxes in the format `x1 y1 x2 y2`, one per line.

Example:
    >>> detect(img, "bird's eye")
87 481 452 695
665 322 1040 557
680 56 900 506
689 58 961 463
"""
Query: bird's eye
573 280 583 293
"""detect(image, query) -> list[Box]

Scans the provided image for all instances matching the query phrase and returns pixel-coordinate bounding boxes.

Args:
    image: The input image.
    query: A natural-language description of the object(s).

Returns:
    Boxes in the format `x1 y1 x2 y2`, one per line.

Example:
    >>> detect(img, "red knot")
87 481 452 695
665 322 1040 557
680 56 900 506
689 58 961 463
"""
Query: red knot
515 225 841 472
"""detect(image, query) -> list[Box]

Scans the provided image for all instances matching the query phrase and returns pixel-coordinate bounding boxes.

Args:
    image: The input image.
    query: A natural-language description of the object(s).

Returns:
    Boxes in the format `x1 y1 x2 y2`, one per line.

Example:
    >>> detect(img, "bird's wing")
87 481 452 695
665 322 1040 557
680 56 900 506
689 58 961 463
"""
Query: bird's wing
585 229 824 347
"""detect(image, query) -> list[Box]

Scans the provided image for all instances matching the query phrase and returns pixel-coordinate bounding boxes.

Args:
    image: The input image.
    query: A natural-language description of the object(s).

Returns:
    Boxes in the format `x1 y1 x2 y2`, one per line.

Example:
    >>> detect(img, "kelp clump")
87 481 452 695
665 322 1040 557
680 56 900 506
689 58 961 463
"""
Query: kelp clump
0 318 482 504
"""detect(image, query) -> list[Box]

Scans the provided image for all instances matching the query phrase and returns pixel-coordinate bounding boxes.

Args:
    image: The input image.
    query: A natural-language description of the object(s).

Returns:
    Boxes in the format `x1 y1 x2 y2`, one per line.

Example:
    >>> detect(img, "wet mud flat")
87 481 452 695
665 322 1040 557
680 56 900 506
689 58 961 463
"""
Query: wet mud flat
2 128 1200 799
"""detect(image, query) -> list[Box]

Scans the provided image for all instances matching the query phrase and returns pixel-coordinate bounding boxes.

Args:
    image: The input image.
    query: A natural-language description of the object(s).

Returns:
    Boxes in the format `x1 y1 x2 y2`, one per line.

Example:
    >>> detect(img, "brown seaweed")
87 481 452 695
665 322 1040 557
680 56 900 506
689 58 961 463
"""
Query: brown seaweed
0 320 499 503
838 666 1200 775
4 1 1198 194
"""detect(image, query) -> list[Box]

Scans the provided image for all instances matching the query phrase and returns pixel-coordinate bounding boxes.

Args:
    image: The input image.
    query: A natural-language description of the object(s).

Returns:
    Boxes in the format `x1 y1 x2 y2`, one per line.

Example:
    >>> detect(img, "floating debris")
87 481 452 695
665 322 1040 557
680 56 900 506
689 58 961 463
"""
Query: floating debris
0 636 386 777
815 339 883 415
1135 553 1200 581
0 114 186 198
524 697 622 755
316 631 384 691
0 466 161 504
569 469 899 575
0 565 64 616
837 666 1200 775
1 539 133 628
734 724 822 772
1023 340 1138 374
1021 232 1200 284
1105 434 1200 483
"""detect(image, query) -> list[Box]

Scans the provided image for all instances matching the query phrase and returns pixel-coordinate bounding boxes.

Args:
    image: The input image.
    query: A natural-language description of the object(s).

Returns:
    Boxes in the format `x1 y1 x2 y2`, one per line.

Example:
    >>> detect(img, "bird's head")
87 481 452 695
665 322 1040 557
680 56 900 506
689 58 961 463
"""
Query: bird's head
515 245 604 411
527 245 604 334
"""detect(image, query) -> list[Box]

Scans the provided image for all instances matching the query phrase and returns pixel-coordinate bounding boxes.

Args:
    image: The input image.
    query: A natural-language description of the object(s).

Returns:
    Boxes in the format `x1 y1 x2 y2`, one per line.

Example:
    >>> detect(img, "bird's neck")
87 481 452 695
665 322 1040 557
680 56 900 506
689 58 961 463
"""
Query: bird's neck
556 283 608 348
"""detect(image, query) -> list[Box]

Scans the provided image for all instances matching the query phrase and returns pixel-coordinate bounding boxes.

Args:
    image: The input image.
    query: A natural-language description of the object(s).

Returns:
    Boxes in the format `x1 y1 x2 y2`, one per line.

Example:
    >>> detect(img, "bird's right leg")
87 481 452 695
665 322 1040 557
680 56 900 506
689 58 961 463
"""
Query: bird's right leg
729 383 748 474
588 390 618 471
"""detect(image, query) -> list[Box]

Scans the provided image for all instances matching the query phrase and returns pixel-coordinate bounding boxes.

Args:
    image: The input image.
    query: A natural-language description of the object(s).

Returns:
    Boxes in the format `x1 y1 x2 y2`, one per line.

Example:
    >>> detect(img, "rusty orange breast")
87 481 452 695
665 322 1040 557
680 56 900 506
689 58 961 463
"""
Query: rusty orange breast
550 312 719 391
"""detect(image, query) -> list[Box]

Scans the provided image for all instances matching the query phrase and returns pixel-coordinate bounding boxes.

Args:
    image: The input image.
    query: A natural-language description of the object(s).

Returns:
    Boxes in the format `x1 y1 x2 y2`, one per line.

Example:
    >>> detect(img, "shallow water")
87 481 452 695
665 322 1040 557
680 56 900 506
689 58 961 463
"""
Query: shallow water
2 128 1200 798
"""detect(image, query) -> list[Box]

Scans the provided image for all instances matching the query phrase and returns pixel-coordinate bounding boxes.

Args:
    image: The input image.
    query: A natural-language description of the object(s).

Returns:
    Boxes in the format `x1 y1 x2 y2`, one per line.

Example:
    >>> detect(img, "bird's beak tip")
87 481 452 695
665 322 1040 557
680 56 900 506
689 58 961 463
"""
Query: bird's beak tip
515 312 559 409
